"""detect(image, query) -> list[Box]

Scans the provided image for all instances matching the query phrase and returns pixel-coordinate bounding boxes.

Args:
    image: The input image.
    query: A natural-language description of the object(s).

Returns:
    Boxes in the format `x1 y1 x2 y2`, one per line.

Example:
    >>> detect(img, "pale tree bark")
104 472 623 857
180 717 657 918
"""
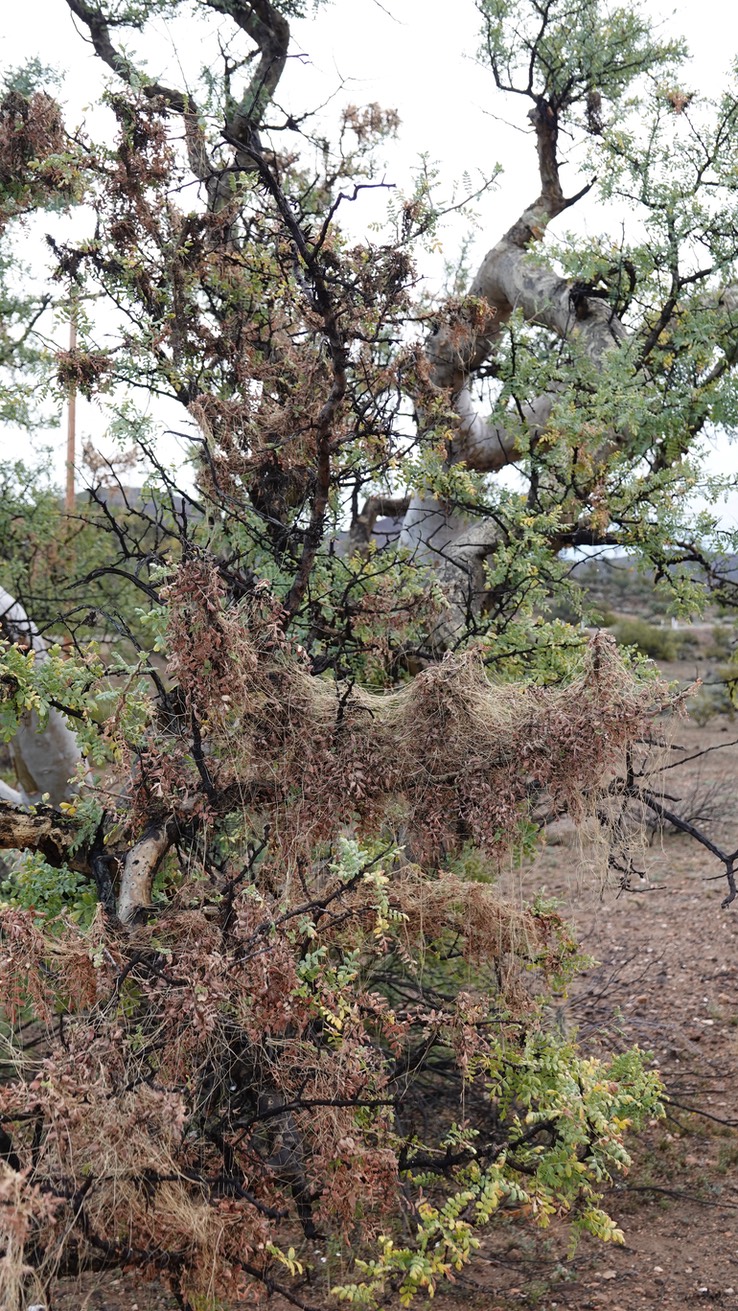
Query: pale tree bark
398 103 626 642
0 587 83 806
0 780 23 805
348 495 411 552
399 78 738 644
116 820 174 924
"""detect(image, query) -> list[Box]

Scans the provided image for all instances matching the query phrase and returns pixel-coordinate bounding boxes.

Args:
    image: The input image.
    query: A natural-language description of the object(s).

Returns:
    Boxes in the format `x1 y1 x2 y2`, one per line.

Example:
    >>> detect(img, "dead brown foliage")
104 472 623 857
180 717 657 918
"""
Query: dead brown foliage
164 560 674 868
0 90 73 229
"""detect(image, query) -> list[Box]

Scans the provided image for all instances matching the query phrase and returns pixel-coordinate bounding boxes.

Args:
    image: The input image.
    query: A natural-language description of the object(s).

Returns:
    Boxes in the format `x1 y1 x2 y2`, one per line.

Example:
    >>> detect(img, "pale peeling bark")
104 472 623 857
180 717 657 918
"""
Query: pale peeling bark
117 820 174 924
449 389 556 474
449 382 521 472
398 496 504 649
399 497 465 567
0 587 83 806
0 795 175 924
399 103 624 640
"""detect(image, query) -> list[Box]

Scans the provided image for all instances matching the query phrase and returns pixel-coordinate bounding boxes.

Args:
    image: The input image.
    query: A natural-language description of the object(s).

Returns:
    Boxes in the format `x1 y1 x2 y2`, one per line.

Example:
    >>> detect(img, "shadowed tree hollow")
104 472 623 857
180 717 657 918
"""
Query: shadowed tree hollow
0 1 737 1307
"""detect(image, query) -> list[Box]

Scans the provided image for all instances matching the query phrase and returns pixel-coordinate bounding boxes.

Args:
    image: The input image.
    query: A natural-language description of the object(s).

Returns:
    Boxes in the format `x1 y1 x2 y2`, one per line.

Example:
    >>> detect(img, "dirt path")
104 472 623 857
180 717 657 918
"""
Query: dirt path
470 716 738 1311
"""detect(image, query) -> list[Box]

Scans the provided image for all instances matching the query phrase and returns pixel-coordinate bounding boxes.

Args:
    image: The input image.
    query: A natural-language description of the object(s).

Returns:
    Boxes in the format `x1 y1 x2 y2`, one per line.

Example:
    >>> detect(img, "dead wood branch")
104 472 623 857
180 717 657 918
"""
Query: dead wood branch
0 800 87 872
117 819 176 924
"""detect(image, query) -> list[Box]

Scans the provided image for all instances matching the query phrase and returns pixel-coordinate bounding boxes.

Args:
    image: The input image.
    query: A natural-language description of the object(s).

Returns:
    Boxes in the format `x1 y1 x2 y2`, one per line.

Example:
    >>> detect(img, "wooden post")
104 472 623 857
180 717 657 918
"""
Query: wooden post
65 297 77 514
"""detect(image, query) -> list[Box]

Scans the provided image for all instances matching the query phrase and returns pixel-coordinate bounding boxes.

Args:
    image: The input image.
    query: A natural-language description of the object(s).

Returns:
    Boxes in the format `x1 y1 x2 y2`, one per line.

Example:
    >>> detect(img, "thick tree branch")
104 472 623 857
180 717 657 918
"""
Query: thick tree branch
205 0 290 144
429 98 601 396
449 385 553 472
348 495 410 552
0 780 24 805
400 95 621 637
117 818 176 924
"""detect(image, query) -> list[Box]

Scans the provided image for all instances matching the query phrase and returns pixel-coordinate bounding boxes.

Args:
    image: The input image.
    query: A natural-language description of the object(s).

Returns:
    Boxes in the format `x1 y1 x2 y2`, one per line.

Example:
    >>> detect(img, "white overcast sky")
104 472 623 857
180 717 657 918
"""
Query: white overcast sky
3 0 738 523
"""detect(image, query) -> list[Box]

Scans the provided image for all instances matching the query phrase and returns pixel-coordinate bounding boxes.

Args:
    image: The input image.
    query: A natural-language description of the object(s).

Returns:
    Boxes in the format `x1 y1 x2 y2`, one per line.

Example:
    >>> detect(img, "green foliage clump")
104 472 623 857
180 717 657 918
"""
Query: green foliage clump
1 851 96 923
613 617 678 662
334 1039 661 1307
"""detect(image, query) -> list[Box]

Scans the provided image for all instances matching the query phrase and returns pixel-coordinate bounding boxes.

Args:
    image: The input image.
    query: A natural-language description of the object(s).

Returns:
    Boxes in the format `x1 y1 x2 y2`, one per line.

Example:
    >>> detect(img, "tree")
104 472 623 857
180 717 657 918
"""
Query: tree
0 2 736 1307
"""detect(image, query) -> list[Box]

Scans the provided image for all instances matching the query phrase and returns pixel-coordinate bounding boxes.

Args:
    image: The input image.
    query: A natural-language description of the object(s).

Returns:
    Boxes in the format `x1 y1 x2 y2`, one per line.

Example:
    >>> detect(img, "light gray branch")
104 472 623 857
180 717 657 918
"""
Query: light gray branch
449 384 556 472
348 494 411 552
400 101 624 640
117 819 174 924
0 587 83 806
